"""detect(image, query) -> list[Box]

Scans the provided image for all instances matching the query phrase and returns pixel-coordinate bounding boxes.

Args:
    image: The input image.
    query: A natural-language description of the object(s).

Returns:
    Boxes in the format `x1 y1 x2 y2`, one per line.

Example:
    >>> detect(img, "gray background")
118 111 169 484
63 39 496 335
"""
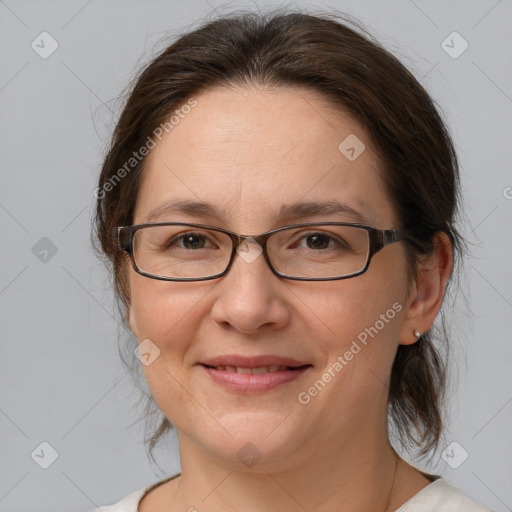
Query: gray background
1 0 511 511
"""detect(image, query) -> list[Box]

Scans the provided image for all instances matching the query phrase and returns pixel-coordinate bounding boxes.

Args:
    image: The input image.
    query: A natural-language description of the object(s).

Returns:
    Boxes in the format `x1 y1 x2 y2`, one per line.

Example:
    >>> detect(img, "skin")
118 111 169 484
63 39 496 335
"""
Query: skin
127 84 453 512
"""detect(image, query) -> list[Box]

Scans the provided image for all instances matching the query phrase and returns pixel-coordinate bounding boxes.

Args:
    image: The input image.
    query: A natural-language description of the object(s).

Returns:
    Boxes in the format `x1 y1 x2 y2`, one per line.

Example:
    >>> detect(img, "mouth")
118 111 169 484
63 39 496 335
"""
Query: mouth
198 359 313 393
202 363 309 373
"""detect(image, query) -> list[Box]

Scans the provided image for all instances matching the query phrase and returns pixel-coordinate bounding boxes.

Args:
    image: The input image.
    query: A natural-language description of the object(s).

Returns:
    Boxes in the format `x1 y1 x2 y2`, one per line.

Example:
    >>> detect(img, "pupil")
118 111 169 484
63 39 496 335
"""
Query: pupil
184 234 204 249
307 234 329 249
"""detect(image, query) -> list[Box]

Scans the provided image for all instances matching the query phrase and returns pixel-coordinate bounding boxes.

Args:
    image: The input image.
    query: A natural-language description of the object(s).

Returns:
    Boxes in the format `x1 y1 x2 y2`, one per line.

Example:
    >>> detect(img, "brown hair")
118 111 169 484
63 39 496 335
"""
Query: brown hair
93 7 464 461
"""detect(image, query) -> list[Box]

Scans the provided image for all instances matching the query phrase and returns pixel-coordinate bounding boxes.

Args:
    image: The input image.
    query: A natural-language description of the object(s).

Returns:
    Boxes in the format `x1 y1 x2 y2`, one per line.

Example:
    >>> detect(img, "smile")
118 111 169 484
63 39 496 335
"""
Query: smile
207 365 293 373
199 363 312 393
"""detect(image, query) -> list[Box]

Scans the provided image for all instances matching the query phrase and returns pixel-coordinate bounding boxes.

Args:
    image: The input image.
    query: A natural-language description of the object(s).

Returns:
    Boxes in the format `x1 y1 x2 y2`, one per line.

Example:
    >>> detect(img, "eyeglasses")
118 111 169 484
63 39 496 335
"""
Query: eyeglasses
116 222 404 282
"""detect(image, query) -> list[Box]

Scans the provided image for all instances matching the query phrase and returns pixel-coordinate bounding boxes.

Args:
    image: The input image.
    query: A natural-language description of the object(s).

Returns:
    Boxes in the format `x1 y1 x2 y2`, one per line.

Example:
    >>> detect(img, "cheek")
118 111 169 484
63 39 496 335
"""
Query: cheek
305 274 406 388
128 273 205 356
129 275 207 427
308 275 404 341
297 284 404 422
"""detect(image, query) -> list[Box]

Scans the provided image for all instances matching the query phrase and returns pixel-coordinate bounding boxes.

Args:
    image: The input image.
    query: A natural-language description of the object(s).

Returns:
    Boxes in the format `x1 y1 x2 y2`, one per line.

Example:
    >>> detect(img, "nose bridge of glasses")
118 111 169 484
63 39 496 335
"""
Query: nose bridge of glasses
230 233 271 270
231 232 268 249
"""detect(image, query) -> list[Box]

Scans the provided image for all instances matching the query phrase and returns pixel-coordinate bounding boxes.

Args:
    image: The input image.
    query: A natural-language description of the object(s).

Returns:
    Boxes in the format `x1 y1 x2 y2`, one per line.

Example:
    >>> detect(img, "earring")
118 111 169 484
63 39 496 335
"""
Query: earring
413 330 421 340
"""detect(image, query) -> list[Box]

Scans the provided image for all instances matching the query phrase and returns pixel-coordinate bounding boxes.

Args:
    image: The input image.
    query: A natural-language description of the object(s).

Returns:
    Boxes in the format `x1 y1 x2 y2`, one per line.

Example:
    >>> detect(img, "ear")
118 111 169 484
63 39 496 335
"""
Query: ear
398 232 453 346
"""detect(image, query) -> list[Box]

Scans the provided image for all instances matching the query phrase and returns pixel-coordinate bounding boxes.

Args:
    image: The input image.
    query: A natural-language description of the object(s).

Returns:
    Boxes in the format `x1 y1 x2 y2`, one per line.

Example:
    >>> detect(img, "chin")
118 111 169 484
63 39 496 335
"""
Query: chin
190 410 308 471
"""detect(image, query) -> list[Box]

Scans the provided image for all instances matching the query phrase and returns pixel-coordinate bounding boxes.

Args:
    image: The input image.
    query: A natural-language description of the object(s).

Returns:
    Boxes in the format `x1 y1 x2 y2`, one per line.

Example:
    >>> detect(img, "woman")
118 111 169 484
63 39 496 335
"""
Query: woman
91 9 492 512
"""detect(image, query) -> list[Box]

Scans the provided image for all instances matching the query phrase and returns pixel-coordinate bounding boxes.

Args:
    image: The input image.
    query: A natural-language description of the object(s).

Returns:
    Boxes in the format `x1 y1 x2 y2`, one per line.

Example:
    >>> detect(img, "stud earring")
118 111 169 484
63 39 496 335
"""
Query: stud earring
413 330 421 340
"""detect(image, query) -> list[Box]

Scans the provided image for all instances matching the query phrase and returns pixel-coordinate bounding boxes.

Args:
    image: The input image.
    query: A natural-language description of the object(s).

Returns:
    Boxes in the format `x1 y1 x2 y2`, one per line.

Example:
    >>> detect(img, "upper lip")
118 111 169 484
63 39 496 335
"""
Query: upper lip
200 355 311 368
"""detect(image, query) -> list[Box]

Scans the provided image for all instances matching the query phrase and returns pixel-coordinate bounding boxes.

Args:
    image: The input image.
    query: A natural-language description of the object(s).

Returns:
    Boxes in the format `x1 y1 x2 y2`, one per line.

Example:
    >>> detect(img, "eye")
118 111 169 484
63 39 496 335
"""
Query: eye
291 231 348 251
167 232 216 250
302 232 337 250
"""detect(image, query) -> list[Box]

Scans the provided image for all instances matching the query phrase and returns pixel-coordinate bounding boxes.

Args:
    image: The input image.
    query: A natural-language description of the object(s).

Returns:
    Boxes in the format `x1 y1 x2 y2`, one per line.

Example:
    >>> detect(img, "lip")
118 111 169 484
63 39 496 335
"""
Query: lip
200 355 310 368
198 355 313 394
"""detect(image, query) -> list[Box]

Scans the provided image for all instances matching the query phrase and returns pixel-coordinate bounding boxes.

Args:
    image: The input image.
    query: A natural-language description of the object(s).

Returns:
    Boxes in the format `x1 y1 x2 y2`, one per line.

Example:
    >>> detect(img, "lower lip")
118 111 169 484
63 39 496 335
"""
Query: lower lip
200 365 311 393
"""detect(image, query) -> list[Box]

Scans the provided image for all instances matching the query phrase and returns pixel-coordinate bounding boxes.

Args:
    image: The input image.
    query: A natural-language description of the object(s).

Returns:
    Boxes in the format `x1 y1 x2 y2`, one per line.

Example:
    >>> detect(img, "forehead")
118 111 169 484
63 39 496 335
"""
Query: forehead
134 84 396 231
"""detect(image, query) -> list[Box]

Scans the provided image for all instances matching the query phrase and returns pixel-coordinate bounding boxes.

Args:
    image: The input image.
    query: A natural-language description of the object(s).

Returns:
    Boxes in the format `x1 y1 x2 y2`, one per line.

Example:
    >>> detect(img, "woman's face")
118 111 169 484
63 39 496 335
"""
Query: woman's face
128 85 415 469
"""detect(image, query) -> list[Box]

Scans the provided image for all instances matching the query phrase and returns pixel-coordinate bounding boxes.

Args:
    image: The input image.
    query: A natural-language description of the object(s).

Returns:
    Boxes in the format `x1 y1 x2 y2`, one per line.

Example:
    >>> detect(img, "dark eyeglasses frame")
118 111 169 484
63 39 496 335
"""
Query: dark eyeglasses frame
116 221 404 282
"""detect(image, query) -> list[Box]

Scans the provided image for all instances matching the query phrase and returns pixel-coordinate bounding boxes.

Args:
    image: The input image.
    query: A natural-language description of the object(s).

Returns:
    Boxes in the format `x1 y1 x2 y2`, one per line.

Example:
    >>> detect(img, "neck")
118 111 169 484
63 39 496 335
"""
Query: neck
172 425 401 512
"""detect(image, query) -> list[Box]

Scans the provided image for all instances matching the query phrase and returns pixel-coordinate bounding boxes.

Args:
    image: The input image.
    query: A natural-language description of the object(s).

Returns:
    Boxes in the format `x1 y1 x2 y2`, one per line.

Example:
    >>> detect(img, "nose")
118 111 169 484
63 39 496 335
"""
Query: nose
210 239 290 334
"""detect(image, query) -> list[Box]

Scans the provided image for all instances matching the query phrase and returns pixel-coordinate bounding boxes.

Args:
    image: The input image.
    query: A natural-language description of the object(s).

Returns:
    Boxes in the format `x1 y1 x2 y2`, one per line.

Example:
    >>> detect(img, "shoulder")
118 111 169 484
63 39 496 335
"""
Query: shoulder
85 487 147 512
85 476 176 512
397 478 493 512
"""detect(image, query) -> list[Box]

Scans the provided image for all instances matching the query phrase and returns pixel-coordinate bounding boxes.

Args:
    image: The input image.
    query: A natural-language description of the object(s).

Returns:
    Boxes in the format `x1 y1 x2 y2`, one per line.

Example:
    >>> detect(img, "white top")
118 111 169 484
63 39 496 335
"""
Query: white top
88 476 493 512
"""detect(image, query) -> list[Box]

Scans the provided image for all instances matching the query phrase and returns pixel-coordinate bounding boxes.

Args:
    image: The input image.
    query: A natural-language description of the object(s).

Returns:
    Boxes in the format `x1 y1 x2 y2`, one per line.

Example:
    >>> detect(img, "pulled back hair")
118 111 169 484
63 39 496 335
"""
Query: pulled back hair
93 7 464 461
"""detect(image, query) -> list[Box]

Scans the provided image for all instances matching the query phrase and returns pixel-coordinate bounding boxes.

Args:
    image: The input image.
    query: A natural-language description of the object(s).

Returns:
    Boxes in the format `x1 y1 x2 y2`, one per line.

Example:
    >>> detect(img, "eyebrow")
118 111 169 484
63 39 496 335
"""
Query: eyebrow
145 198 372 225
